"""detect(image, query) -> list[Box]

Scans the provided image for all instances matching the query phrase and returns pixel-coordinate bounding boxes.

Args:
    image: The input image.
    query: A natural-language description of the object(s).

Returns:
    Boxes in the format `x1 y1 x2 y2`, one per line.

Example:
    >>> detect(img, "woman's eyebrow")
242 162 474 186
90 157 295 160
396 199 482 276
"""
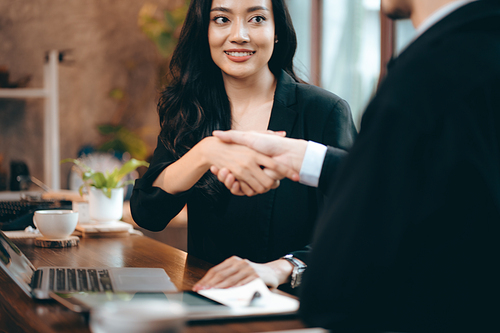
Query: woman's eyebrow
210 7 231 13
210 6 270 13
247 6 270 13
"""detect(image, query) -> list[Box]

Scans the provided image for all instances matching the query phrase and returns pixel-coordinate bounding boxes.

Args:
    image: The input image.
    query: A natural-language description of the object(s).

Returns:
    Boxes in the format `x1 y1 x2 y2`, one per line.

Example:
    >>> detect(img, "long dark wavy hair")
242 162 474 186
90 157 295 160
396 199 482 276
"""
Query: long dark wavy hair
158 0 301 198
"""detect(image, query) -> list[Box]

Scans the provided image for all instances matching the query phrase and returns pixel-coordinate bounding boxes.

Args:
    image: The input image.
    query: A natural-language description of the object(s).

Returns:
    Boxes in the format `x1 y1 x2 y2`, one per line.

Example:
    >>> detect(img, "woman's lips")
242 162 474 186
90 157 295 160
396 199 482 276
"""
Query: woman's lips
224 50 255 62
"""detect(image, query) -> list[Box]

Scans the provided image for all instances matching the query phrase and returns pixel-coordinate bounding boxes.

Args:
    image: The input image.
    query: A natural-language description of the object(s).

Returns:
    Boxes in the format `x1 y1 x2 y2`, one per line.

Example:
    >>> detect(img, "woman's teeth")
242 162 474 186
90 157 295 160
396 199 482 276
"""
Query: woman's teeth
225 51 254 56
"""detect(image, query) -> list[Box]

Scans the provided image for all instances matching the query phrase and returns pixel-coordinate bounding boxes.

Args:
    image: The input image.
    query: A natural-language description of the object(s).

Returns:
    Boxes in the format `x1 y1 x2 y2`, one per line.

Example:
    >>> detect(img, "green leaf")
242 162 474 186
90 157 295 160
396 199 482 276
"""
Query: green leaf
61 158 93 173
170 3 190 25
139 1 189 60
156 33 174 58
115 128 148 160
97 124 122 135
82 170 94 181
61 156 149 190
113 159 149 186
89 172 107 188
78 184 85 197
106 168 120 188
121 180 136 187
163 11 176 32
109 88 125 101
96 126 148 160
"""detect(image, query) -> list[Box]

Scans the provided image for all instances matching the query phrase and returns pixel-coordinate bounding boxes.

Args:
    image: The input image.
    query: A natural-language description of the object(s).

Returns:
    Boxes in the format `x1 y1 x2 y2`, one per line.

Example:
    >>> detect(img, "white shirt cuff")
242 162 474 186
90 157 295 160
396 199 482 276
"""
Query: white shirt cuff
299 141 327 188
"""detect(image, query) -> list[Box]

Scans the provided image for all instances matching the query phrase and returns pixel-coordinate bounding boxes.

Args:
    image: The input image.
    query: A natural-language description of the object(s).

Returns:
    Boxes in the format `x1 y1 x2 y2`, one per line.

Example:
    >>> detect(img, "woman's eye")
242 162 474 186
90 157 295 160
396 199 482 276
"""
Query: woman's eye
214 16 229 24
250 16 266 23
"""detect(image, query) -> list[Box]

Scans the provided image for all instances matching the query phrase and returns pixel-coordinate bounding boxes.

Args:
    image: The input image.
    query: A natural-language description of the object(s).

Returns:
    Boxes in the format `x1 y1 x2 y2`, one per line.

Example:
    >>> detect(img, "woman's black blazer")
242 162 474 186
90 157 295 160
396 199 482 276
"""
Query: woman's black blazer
130 70 357 266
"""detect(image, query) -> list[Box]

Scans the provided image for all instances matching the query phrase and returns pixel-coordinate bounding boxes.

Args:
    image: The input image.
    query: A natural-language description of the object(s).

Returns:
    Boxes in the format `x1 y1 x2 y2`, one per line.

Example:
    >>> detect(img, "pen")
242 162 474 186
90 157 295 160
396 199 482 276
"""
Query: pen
248 291 261 307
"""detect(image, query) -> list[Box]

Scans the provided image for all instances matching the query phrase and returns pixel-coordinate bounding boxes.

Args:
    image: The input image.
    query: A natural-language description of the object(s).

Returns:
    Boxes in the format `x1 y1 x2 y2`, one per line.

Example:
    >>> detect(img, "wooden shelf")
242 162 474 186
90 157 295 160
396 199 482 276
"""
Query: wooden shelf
0 88 47 98
0 51 61 190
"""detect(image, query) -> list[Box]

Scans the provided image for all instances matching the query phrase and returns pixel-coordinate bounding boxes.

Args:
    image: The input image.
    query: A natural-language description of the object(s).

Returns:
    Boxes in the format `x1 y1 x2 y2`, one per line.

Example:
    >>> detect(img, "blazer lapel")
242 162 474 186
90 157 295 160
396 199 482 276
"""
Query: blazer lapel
268 71 299 136
255 71 299 261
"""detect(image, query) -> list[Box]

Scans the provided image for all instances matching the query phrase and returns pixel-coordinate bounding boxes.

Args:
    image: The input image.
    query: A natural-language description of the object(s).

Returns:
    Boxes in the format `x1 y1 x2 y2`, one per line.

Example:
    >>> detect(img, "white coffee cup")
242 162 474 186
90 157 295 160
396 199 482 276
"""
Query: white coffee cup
33 210 79 239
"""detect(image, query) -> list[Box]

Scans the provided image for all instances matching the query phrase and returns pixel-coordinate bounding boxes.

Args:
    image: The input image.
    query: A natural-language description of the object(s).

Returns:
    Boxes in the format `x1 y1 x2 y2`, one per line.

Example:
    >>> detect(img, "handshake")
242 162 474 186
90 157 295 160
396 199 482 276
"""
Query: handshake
209 130 308 197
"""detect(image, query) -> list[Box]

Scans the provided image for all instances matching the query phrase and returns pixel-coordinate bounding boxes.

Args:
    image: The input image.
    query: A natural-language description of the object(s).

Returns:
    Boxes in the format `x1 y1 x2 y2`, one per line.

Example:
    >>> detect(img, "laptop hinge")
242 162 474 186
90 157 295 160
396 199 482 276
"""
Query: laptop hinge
30 269 43 289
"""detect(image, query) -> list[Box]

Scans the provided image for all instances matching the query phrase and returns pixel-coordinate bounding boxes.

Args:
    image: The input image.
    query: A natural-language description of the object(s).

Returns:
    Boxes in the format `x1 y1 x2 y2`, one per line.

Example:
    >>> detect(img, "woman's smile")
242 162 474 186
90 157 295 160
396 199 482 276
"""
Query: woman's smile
224 49 256 62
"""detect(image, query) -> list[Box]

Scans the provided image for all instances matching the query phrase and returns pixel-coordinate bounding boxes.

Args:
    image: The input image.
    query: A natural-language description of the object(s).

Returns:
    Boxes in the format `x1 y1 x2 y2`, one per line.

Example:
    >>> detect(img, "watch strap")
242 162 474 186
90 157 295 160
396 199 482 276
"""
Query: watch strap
282 254 307 288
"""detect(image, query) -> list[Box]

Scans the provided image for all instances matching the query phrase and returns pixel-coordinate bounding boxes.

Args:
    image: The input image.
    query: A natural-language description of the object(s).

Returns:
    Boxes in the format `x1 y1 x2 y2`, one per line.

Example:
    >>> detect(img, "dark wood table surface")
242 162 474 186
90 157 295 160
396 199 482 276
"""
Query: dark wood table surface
0 234 306 333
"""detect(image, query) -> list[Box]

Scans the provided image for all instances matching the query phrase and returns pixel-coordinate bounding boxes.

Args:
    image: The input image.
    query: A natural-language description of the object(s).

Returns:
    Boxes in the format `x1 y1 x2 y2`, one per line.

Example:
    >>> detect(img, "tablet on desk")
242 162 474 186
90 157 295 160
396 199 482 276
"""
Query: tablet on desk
50 288 299 322
50 291 225 314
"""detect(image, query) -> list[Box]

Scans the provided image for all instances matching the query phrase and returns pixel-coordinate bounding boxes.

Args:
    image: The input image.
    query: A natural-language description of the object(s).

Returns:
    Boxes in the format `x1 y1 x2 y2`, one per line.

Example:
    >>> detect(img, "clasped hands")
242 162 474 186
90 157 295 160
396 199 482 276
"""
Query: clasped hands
209 130 307 196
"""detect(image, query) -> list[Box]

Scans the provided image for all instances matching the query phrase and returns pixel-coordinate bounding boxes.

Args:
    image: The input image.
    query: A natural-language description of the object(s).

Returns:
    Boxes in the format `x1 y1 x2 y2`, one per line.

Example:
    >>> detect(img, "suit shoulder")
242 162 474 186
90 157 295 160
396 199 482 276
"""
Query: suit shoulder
295 82 348 110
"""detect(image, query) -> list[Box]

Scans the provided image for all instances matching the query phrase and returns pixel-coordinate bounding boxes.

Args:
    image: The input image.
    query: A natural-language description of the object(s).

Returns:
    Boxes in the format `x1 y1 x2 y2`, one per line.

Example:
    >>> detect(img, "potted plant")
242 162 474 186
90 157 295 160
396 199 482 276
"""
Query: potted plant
62 158 149 223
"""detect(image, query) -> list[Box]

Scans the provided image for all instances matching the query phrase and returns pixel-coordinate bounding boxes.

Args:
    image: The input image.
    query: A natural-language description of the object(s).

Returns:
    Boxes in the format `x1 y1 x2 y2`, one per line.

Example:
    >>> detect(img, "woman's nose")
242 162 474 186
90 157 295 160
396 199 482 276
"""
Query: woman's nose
230 20 250 43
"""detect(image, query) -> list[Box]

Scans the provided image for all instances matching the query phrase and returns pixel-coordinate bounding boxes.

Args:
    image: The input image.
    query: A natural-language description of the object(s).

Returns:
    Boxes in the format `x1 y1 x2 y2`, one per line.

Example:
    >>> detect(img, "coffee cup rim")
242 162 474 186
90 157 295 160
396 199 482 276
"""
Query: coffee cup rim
35 210 77 215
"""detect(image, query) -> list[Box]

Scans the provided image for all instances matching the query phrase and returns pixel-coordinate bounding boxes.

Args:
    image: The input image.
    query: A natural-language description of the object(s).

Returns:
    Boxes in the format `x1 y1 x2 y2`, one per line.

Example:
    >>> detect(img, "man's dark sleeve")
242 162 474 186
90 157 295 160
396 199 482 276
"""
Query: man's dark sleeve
318 146 349 193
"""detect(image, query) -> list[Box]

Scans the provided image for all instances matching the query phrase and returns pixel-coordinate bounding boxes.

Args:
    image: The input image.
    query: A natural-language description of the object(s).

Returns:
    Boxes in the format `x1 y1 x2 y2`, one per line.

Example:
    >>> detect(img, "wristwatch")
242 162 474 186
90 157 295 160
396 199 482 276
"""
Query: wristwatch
282 254 307 288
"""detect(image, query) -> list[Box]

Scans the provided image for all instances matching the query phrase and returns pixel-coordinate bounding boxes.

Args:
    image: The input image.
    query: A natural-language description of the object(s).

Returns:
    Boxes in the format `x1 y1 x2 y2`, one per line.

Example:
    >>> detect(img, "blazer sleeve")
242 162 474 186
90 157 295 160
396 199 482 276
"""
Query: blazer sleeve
129 136 192 231
318 146 349 192
318 98 357 193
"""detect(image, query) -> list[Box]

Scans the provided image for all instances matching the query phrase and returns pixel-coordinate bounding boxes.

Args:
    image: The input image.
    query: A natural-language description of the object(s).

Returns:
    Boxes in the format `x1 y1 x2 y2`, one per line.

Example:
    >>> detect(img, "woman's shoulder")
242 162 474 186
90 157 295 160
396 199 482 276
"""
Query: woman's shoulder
277 71 348 110
295 81 346 107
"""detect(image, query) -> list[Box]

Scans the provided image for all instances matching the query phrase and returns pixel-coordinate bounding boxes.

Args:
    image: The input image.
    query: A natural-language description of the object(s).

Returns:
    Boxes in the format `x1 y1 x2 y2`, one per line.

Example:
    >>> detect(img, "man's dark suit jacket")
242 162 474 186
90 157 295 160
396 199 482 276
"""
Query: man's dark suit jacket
300 1 500 332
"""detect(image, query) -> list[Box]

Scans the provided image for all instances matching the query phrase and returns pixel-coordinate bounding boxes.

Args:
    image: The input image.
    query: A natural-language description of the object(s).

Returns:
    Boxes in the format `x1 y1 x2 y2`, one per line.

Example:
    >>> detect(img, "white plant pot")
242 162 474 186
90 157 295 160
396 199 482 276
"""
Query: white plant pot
88 187 124 223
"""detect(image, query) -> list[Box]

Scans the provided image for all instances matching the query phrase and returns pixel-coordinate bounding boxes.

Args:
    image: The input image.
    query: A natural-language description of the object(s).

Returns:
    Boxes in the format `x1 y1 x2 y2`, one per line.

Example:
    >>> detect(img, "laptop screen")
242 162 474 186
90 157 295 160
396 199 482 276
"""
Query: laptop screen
0 230 36 296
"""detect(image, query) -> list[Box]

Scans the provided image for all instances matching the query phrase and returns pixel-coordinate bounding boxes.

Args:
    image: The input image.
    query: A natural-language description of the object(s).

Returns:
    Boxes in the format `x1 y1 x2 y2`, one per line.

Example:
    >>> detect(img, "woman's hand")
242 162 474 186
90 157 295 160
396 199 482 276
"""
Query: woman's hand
192 256 294 291
210 165 280 196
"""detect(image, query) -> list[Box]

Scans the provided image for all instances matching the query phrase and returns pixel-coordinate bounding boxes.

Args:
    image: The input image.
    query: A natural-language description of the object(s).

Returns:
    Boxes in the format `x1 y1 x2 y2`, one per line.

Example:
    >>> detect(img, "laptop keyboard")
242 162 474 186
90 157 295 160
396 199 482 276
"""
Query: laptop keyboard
0 199 71 231
36 268 113 292
0 200 55 222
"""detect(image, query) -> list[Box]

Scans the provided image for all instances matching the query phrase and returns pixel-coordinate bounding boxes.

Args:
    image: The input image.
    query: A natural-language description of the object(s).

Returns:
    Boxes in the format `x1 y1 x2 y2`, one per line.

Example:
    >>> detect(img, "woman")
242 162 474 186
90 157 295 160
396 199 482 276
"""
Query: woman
130 0 357 291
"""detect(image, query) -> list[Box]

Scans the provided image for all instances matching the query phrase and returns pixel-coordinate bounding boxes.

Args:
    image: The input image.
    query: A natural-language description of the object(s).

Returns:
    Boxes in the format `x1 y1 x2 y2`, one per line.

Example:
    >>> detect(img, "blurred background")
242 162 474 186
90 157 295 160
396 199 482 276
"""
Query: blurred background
0 0 415 191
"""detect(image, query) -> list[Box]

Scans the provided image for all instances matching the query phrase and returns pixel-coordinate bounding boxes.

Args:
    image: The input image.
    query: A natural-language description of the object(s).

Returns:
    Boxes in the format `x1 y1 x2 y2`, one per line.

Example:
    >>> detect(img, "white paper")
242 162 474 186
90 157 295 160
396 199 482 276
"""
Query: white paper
197 278 299 313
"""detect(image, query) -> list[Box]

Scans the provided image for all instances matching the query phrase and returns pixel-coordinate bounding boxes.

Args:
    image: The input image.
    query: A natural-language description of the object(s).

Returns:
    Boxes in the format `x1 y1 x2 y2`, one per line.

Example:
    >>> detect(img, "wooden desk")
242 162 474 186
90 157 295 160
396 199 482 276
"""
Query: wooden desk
0 235 306 333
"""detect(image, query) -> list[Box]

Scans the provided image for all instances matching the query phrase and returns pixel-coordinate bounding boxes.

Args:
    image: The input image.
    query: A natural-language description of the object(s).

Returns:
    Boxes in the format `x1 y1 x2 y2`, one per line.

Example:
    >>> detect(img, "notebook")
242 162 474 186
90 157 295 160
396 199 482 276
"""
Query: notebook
0 229 177 299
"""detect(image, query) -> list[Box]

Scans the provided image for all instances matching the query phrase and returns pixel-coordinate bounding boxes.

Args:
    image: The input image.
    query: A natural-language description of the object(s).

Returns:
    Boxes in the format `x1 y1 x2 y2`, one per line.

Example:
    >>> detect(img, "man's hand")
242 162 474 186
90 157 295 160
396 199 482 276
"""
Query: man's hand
213 130 307 179
211 130 307 194
192 256 294 291
201 136 297 196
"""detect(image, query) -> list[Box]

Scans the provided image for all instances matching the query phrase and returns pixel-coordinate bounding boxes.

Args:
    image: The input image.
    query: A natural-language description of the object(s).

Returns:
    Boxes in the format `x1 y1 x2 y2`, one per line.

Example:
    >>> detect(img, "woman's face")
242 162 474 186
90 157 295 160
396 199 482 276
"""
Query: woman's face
208 0 276 81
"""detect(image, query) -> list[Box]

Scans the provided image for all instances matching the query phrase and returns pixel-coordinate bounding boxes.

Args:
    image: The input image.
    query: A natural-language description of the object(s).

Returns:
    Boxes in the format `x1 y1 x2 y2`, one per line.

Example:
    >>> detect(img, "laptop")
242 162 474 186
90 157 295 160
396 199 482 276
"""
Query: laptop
0 229 177 299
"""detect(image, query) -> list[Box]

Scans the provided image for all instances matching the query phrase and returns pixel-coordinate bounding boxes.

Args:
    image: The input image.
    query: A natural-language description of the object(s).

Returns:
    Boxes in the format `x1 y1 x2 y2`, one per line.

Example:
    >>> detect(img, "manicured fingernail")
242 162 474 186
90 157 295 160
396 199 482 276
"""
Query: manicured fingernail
194 285 209 291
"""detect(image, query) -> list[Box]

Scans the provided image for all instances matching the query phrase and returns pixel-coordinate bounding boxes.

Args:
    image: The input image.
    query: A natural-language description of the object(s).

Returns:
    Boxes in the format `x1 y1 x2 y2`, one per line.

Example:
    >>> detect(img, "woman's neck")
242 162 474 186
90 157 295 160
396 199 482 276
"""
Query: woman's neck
223 69 277 131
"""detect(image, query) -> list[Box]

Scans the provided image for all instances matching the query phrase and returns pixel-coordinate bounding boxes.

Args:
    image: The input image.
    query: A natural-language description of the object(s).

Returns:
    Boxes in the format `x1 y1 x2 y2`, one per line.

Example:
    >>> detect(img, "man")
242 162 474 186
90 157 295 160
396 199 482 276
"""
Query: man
212 0 500 331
